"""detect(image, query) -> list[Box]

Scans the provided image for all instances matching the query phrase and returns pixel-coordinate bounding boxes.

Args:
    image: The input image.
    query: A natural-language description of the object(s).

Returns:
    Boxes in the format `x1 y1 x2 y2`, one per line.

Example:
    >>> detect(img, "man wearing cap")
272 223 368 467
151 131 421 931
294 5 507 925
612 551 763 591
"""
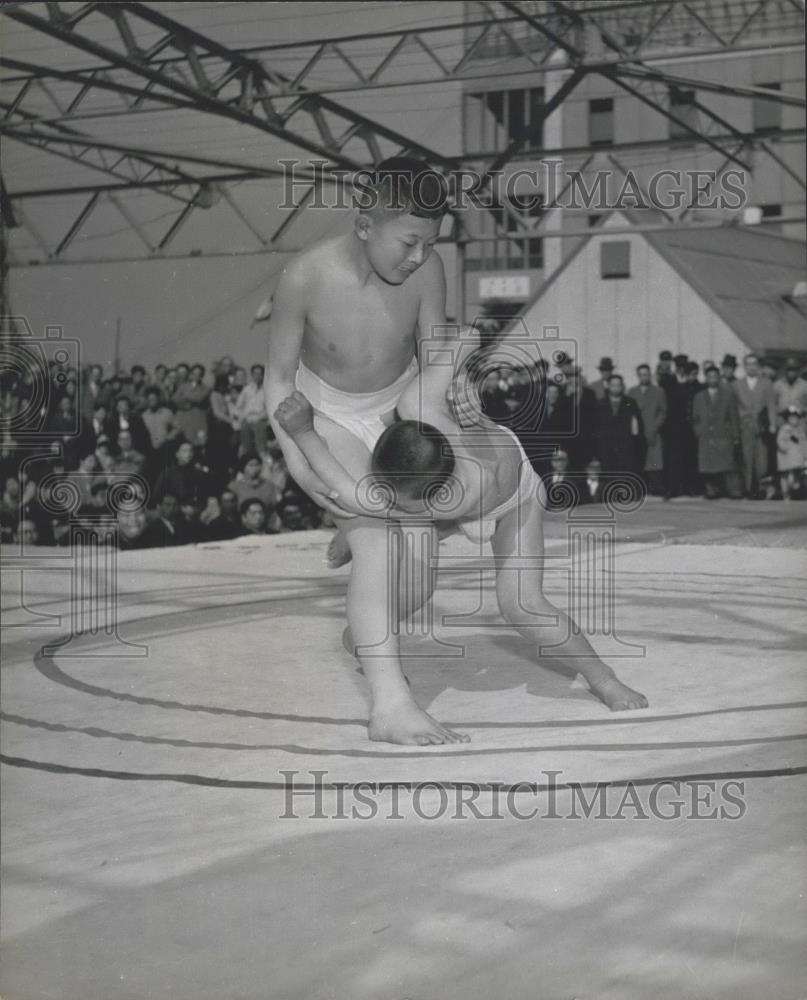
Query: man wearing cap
732 353 777 498
773 358 807 427
590 357 615 401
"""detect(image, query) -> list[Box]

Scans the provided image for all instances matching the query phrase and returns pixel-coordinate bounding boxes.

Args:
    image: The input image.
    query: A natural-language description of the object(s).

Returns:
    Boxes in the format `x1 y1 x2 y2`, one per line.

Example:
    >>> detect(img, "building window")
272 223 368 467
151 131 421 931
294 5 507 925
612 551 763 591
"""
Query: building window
753 83 782 134
588 98 614 146
669 88 698 143
466 87 545 153
466 193 544 271
600 241 630 279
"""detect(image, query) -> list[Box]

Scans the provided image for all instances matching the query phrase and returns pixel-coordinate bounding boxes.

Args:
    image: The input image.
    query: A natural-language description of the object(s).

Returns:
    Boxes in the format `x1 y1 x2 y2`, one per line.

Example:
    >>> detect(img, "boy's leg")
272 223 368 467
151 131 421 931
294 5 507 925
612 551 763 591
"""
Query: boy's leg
313 414 467 745
490 498 648 711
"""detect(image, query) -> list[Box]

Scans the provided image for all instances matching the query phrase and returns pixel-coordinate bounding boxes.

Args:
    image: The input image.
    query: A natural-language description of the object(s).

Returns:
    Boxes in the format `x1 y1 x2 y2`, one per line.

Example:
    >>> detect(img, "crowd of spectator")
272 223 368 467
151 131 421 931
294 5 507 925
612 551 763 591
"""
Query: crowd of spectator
1 347 806 548
483 350 807 505
0 354 323 548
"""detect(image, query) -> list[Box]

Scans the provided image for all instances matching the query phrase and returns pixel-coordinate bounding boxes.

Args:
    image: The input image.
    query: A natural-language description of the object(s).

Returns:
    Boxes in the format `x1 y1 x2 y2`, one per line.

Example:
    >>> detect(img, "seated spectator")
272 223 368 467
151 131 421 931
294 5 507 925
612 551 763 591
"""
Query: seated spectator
581 459 605 504
47 395 80 463
276 491 321 532
66 453 106 507
239 498 277 536
109 396 150 455
141 388 179 454
14 518 39 547
265 446 289 495
0 507 14 544
98 373 124 410
80 400 114 455
541 450 579 510
116 507 150 550
129 365 150 412
777 407 807 500
112 430 147 478
178 500 205 544
205 489 243 541
228 451 278 510
142 494 189 547
154 440 213 509
0 474 22 525
35 475 71 546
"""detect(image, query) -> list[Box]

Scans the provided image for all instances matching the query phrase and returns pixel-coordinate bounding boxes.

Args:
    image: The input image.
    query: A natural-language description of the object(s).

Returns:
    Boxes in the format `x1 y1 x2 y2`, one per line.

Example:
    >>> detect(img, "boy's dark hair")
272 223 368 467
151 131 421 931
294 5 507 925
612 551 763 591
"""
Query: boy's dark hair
371 420 455 504
356 156 448 220
239 451 261 472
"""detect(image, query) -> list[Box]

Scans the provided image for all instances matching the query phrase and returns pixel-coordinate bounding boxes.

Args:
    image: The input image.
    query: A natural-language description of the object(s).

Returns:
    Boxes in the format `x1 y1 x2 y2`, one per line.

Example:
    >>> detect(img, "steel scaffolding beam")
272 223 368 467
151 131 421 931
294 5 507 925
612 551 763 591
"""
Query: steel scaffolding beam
1 0 804 265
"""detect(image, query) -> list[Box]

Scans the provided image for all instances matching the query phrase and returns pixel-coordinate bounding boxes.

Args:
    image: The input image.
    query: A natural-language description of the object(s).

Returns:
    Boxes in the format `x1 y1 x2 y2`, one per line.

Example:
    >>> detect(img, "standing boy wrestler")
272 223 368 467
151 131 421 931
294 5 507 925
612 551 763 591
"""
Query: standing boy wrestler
265 157 469 745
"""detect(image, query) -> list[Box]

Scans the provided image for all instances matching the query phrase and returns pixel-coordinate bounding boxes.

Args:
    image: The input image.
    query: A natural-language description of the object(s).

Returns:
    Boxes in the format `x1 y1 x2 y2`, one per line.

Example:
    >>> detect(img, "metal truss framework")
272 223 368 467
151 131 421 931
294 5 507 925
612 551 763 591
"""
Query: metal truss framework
0 0 805 266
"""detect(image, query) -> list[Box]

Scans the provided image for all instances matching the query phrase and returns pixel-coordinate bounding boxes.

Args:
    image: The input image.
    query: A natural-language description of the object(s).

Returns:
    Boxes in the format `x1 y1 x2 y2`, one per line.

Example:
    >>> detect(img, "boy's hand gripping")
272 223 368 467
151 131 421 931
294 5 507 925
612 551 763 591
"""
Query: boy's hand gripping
274 390 315 438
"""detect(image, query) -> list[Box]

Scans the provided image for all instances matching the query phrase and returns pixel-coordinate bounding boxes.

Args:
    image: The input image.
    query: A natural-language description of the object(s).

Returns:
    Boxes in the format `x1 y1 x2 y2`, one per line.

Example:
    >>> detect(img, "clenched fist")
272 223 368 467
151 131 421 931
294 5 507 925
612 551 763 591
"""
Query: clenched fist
274 390 315 437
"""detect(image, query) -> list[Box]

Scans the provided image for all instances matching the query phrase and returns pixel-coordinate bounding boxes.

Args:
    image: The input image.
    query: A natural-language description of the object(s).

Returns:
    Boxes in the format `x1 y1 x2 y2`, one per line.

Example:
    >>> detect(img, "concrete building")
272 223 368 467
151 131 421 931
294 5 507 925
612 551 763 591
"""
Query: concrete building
459 0 806 323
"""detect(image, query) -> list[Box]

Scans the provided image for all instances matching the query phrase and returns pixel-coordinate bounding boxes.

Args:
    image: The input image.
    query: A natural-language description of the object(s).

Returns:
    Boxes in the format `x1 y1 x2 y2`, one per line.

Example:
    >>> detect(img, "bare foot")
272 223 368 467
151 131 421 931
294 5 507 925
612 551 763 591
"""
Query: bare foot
327 530 352 569
369 704 470 746
590 676 649 711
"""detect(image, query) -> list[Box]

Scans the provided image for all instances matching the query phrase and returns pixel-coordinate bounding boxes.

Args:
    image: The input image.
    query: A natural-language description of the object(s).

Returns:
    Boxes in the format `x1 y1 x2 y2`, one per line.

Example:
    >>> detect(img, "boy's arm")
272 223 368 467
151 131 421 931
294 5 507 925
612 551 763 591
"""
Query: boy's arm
274 392 367 517
415 254 485 427
265 264 353 519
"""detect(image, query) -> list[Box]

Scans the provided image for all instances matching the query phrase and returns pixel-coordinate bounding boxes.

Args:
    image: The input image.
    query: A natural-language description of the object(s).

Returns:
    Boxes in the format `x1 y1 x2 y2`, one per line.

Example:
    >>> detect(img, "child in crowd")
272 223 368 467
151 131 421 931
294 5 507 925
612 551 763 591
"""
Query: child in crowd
777 406 807 500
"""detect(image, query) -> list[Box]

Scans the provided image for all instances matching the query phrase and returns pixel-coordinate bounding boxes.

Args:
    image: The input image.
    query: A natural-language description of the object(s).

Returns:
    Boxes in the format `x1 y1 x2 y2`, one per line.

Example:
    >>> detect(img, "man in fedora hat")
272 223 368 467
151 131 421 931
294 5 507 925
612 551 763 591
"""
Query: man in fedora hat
661 354 692 498
590 357 615 401
720 354 738 384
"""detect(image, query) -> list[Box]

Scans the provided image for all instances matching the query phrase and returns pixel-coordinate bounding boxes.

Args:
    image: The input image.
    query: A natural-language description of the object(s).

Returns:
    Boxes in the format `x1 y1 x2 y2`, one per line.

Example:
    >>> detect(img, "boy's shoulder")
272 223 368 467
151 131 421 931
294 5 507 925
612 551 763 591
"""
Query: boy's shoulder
280 234 347 285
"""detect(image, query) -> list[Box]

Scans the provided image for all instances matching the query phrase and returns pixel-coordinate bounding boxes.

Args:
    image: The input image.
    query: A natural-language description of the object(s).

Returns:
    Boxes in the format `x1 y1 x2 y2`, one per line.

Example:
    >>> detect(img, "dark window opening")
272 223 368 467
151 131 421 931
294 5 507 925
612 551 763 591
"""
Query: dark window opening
669 88 698 144
589 97 614 147
753 83 782 135
601 240 631 279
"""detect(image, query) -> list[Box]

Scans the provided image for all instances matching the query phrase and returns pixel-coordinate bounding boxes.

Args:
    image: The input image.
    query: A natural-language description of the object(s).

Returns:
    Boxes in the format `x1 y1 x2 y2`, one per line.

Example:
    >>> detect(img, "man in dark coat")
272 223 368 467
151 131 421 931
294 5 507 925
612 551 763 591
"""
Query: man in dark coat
564 366 598 470
661 354 691 498
589 357 615 401
682 361 705 495
594 374 644 484
692 365 741 499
